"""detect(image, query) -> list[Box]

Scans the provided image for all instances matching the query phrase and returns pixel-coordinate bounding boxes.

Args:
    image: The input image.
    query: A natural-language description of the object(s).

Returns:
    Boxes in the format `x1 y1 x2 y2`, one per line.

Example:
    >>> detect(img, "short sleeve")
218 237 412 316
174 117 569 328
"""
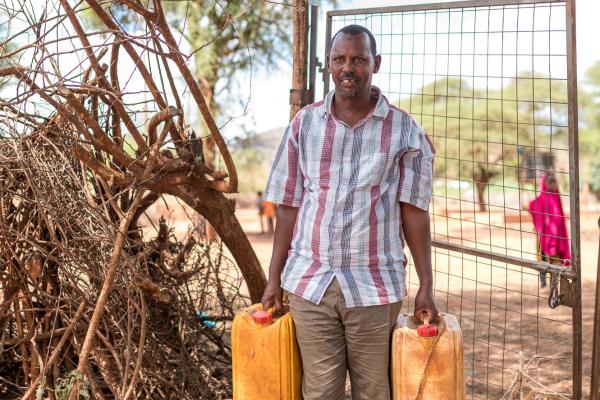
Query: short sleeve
398 118 435 211
263 112 304 207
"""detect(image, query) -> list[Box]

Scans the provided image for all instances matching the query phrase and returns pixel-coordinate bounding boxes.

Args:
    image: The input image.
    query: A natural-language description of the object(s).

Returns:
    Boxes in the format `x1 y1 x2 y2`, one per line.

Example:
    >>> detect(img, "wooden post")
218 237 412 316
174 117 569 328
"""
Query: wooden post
591 217 600 400
290 0 309 120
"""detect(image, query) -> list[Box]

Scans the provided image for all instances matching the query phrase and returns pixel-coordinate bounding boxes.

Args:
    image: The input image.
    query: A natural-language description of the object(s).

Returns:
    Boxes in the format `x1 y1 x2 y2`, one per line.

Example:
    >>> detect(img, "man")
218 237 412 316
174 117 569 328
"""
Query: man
262 24 437 400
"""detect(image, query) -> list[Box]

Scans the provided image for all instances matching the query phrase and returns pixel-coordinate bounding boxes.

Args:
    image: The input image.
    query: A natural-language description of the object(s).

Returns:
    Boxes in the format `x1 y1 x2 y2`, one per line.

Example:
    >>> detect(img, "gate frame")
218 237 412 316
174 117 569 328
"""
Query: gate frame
320 0 582 397
592 217 600 400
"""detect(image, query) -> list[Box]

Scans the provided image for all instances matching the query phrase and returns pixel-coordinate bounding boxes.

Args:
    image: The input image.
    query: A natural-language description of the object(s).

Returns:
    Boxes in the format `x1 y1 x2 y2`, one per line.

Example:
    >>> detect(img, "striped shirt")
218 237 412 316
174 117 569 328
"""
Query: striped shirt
264 87 435 308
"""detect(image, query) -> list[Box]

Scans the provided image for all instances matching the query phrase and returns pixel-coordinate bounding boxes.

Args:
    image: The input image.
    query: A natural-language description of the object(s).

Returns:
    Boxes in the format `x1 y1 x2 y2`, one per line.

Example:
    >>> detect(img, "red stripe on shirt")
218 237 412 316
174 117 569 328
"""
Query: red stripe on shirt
282 115 301 204
369 111 392 302
296 114 336 295
423 132 436 154
380 111 393 153
368 185 388 302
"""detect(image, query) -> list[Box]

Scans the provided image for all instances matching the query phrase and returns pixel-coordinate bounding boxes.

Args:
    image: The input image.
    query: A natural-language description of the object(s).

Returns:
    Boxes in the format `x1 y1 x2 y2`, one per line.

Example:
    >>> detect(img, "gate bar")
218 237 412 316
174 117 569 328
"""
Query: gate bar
432 240 577 279
566 0 582 397
322 10 332 94
592 218 600 399
328 0 566 17
308 4 318 104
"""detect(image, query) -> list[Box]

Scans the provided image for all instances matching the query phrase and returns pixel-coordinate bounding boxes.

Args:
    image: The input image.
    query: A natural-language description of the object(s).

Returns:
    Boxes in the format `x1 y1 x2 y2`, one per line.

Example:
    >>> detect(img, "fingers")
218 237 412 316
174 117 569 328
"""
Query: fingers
421 309 432 324
414 307 438 323
414 308 428 323
261 283 283 314
261 295 284 316
274 293 284 311
262 298 273 312
414 290 439 323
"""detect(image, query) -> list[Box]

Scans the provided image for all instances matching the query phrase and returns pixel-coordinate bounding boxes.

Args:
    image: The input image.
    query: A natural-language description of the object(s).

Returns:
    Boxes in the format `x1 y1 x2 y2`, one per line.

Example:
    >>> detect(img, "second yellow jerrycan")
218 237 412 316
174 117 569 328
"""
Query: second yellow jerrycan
391 312 465 400
231 304 302 400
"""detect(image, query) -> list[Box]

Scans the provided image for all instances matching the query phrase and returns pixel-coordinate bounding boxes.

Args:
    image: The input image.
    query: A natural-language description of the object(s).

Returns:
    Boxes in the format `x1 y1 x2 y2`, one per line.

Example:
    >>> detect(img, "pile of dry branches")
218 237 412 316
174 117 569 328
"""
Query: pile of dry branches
0 0 267 398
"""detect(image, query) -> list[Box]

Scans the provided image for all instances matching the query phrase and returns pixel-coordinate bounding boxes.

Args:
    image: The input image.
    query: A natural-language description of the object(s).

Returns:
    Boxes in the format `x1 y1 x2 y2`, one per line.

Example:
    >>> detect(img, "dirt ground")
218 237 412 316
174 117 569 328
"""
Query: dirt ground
235 206 599 399
146 198 599 398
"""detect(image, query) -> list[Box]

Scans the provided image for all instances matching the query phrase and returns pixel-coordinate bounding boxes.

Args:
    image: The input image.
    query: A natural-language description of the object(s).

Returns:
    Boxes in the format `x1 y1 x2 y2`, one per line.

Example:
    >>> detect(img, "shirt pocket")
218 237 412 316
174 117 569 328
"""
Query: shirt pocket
358 152 387 186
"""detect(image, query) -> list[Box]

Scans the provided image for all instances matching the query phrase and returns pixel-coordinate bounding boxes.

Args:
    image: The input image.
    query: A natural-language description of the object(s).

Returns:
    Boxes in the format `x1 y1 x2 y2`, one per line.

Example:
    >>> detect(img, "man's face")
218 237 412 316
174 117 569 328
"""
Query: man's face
328 32 381 99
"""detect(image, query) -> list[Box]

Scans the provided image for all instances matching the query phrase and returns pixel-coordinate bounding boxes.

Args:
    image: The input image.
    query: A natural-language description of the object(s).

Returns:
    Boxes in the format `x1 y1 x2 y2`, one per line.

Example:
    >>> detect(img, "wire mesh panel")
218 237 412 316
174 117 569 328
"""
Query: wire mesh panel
324 0 580 398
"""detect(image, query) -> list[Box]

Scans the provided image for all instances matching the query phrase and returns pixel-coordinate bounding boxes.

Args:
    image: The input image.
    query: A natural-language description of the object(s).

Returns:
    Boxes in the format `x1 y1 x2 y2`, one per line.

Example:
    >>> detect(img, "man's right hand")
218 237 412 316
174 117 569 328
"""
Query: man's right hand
261 278 283 313
261 205 298 314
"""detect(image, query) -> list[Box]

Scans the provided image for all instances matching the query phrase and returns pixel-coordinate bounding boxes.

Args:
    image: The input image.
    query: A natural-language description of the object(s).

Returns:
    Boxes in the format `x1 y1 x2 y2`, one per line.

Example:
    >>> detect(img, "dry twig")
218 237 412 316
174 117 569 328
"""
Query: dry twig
0 1 265 398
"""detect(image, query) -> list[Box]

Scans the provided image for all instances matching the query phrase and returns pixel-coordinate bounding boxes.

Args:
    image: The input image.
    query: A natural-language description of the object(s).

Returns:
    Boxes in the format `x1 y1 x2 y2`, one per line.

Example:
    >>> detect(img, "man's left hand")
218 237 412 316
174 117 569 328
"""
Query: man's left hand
414 286 438 323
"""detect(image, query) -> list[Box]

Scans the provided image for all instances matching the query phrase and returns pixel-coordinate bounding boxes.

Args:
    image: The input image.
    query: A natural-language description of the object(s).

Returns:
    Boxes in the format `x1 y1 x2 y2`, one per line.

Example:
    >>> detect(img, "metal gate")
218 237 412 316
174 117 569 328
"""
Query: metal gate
320 0 582 398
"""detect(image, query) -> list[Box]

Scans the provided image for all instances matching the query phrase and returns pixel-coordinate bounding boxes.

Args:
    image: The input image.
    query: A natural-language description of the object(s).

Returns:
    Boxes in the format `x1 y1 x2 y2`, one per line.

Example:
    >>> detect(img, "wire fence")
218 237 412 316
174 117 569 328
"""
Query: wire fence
325 1 580 398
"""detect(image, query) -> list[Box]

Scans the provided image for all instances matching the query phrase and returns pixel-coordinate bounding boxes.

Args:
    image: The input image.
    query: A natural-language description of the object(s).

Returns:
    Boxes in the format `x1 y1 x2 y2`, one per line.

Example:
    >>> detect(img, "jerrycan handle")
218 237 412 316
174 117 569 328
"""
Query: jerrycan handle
416 317 439 337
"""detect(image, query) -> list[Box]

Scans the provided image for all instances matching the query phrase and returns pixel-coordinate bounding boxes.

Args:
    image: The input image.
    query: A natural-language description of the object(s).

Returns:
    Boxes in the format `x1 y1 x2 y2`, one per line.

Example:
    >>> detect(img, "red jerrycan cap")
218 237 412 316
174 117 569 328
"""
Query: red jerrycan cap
417 320 438 337
252 310 273 324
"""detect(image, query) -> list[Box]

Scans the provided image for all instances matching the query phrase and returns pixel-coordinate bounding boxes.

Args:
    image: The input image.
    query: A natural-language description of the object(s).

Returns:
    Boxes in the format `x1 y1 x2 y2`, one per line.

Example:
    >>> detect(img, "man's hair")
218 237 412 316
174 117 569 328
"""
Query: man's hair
331 25 377 58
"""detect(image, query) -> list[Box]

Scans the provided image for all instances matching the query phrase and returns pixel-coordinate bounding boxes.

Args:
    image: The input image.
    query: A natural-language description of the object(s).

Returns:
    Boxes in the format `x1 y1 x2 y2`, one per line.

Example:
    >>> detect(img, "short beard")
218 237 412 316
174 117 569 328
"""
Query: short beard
336 86 360 99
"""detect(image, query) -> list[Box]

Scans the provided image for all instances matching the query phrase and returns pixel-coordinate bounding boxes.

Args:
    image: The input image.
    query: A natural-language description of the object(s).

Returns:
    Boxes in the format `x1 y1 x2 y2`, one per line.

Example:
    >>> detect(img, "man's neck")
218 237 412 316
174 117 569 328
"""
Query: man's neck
332 87 378 127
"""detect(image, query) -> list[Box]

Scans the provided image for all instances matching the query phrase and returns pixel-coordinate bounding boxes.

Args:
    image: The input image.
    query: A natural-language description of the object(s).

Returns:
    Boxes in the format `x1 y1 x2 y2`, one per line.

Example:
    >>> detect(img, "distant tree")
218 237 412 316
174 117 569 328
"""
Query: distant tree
84 1 291 117
582 60 600 118
589 152 600 197
579 60 600 155
403 73 569 211
231 147 270 194
168 2 290 110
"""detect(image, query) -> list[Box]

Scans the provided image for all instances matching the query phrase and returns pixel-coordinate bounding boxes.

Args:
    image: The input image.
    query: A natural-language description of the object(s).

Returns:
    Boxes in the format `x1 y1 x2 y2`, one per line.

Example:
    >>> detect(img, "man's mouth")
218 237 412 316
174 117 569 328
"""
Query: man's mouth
340 77 358 85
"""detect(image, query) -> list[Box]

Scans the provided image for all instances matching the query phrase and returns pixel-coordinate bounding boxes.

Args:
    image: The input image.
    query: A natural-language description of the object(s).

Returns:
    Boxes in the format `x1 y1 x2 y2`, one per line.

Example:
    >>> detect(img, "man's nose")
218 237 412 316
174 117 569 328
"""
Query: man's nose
341 59 355 74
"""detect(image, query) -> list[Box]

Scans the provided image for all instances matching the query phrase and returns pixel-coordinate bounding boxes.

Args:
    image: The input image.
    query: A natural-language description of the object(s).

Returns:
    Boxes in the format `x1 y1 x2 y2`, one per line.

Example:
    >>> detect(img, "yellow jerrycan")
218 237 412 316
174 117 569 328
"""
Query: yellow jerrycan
391 313 465 400
232 304 302 400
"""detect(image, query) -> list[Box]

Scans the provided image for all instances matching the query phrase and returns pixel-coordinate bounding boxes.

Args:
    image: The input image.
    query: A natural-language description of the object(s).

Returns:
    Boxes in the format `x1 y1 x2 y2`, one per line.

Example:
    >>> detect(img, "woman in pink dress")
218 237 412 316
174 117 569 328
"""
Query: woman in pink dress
528 172 571 288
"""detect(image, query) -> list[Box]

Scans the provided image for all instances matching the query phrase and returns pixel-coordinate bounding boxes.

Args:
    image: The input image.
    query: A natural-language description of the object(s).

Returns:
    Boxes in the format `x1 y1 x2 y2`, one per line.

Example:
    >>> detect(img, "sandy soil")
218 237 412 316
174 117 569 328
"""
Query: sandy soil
235 206 599 399
143 198 599 399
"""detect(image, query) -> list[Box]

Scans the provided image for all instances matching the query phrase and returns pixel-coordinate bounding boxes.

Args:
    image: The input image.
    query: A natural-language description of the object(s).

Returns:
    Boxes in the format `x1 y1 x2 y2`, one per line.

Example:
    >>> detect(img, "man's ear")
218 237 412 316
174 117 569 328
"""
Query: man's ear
373 54 382 73
326 54 330 71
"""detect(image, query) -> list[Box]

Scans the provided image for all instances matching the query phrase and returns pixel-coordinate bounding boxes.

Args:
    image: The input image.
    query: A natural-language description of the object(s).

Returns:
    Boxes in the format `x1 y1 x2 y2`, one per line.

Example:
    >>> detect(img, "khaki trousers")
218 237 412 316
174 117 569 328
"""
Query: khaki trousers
287 278 402 400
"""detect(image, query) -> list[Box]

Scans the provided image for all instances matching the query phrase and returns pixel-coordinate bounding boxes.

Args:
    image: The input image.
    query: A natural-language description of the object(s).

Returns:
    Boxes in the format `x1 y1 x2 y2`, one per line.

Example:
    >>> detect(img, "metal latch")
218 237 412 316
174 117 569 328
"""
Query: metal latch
548 270 576 309
315 57 324 73
548 272 563 308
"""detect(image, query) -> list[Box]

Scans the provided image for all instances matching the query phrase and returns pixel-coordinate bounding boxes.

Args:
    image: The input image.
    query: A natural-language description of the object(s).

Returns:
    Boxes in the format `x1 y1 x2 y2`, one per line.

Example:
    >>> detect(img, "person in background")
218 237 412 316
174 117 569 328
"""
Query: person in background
257 191 265 234
262 200 277 233
528 172 571 288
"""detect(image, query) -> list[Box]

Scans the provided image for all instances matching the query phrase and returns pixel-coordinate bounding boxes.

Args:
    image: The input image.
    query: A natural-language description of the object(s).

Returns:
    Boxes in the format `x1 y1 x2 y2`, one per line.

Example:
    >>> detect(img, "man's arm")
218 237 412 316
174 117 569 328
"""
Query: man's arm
401 202 438 323
261 205 299 312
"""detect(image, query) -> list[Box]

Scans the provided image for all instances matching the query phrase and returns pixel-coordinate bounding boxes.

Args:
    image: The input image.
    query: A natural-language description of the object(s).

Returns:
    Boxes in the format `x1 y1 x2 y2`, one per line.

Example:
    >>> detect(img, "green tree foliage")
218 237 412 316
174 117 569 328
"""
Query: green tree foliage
401 73 569 210
589 152 600 195
579 60 600 156
83 1 291 114
231 147 270 194
166 2 290 109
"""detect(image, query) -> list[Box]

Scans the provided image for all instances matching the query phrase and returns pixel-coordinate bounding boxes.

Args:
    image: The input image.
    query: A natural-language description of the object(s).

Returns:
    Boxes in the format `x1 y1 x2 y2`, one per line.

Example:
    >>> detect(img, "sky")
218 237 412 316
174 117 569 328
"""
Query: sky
3 1 599 141
236 0 600 137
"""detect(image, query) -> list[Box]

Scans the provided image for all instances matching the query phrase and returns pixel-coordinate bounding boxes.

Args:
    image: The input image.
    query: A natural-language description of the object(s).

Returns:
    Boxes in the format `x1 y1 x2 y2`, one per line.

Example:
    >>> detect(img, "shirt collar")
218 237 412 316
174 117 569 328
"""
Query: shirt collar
320 86 390 120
